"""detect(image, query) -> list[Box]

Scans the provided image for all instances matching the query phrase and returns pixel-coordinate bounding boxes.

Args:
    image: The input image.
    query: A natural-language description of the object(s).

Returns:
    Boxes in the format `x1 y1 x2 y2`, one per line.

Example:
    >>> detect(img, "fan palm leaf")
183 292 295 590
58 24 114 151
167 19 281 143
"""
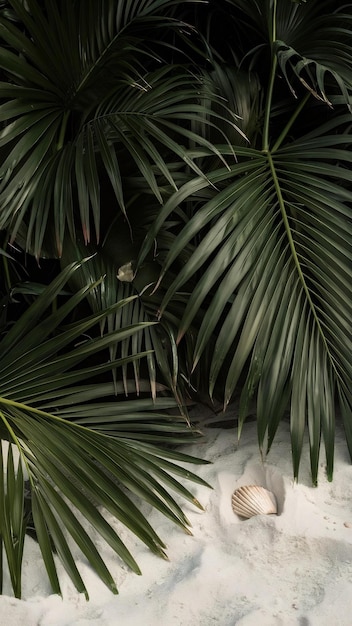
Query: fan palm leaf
139 120 352 484
0 0 234 257
0 260 209 598
137 0 352 483
60 211 208 408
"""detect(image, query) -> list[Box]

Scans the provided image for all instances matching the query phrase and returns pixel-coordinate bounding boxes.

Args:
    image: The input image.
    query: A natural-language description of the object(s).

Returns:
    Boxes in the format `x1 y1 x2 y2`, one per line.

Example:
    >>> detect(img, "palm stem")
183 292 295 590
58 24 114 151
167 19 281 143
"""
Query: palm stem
0 397 110 439
272 93 310 152
262 0 278 152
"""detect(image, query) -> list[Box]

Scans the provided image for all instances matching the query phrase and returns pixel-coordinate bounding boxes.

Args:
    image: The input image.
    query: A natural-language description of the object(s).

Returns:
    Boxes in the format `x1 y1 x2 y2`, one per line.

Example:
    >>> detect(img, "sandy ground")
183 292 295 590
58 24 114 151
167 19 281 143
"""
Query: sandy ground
1 408 352 626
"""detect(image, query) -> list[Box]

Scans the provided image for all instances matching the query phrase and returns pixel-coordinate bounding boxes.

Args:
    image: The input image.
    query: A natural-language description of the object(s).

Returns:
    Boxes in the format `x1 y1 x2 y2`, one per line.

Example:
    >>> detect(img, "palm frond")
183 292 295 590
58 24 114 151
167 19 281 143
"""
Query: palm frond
0 261 209 598
0 0 234 257
274 38 352 110
60 225 206 408
139 110 352 483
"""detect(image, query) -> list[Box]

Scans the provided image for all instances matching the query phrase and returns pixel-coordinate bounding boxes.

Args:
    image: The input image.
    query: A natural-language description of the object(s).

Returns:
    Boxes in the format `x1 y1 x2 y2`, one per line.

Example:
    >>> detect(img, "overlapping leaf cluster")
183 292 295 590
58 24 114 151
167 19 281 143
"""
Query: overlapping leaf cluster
0 0 351 600
138 0 352 483
0 0 218 597
0 260 209 598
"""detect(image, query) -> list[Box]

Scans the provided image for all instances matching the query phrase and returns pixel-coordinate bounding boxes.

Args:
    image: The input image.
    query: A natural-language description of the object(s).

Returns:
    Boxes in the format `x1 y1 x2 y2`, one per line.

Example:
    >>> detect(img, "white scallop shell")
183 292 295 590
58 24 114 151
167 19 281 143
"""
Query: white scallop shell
231 485 277 519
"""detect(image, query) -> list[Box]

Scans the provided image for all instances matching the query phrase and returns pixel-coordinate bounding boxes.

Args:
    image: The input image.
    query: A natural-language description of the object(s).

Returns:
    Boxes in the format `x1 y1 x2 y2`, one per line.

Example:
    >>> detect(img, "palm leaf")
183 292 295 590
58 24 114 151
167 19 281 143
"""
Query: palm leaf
60 226 204 408
135 0 352 483
138 111 352 483
0 261 210 598
0 0 232 257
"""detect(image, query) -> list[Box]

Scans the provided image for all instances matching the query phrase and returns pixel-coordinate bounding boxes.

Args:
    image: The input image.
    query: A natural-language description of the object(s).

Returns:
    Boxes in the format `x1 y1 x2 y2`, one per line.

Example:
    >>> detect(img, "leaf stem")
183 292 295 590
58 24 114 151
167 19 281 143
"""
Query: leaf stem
262 0 278 152
0 396 110 439
272 92 310 152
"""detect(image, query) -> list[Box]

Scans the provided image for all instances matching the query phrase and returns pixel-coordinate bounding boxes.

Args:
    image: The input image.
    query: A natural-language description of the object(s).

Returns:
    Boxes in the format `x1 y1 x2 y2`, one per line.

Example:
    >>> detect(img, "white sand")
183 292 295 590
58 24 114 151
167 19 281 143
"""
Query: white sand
1 413 352 626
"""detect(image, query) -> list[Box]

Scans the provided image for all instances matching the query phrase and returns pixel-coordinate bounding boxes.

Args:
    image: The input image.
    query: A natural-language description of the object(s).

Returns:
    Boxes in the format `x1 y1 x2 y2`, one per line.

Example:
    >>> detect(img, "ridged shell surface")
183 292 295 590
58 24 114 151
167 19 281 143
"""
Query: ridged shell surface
231 485 277 519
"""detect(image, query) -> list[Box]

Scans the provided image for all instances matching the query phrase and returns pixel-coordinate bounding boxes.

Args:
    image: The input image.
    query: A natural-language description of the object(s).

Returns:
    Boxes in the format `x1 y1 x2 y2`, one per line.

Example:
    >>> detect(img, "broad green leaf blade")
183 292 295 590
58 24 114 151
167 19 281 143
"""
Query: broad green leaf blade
31 488 61 596
34 488 88 599
290 305 311 481
0 440 26 598
34 477 119 594
0 262 210 597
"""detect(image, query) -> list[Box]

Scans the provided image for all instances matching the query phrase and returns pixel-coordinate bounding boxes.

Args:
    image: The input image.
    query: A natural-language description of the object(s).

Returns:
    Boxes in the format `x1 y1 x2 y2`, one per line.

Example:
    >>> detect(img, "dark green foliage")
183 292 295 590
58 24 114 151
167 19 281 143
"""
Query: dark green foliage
138 0 352 484
0 0 351 599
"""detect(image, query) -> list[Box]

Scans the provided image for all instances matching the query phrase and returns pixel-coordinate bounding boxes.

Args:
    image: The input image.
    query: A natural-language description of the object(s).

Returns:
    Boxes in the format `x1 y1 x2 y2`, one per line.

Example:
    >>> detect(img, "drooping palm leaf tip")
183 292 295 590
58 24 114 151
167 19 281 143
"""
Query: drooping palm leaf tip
0 0 351 600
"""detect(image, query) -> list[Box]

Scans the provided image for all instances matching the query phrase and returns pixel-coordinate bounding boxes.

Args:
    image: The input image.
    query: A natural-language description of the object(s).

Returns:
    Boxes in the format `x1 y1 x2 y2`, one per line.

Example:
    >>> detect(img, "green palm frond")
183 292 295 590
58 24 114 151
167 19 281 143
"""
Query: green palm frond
0 260 209 598
0 0 235 257
138 108 352 484
223 0 352 109
274 36 352 110
60 216 207 408
275 1 352 101
137 0 352 483
0 6 351 605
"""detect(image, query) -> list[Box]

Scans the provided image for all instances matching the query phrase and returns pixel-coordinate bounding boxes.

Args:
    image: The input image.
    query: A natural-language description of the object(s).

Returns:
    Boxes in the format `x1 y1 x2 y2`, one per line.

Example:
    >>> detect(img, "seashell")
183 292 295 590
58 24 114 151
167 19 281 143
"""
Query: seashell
231 485 277 519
